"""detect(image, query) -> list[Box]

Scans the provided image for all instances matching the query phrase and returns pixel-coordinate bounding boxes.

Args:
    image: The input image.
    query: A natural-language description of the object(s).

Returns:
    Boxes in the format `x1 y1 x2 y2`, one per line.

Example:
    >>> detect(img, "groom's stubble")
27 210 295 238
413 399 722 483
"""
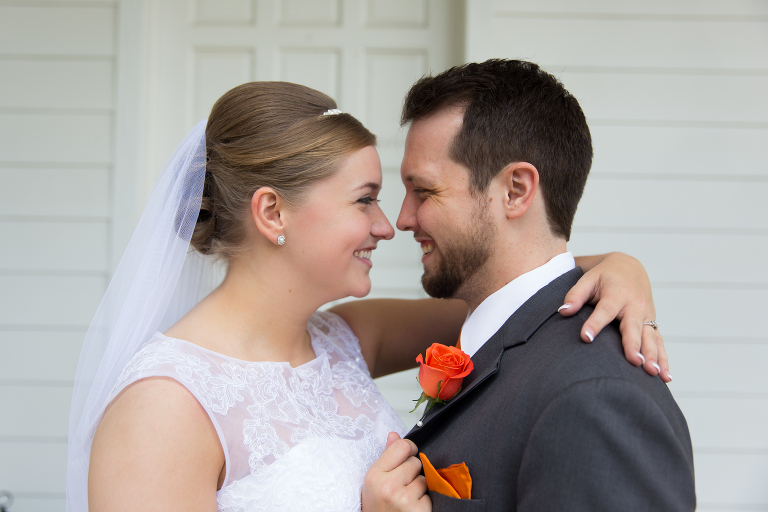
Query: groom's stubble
421 196 497 302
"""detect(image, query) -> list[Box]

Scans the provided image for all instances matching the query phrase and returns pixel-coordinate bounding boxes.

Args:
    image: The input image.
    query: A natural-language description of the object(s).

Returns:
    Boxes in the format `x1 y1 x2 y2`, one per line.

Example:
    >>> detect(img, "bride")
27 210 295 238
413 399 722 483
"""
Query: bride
68 81 665 512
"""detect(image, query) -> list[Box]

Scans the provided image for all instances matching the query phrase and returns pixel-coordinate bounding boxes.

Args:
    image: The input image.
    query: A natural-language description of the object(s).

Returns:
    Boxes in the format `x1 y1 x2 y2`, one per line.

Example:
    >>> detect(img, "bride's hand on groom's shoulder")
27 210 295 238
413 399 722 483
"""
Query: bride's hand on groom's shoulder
562 252 671 383
362 432 432 512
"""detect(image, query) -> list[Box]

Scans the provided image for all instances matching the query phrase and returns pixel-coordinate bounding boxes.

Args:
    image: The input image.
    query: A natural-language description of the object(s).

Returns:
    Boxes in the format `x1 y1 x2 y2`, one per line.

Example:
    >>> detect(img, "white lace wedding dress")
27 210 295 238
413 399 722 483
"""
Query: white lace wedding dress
105 310 407 512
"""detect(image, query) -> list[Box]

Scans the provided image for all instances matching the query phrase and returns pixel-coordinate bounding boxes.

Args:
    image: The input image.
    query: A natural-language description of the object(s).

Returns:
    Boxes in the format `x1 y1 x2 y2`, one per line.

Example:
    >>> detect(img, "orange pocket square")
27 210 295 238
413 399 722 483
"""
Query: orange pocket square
419 452 472 500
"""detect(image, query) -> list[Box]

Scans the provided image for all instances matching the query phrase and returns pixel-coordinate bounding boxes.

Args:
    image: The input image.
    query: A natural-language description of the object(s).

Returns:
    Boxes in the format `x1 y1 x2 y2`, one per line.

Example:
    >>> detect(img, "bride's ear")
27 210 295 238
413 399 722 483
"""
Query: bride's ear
251 187 286 245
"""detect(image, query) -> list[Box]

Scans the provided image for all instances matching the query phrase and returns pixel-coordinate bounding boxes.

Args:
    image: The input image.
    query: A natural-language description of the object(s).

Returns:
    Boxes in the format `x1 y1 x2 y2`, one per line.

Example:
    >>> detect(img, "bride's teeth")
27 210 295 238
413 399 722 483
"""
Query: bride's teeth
354 250 372 260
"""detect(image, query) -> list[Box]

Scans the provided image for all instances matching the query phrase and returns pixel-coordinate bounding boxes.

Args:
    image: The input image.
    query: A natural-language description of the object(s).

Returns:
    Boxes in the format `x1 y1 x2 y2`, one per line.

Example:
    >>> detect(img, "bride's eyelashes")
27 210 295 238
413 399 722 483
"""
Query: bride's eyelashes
356 195 381 206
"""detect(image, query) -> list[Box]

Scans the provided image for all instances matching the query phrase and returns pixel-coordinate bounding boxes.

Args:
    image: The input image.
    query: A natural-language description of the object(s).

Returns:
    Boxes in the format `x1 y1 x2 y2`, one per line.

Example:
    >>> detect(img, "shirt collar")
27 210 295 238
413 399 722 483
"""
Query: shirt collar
459 252 576 358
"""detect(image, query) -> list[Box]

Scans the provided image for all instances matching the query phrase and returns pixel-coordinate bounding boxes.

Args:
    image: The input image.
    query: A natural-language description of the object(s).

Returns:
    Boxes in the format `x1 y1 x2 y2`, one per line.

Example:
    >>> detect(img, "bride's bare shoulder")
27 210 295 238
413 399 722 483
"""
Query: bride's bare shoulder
89 377 224 512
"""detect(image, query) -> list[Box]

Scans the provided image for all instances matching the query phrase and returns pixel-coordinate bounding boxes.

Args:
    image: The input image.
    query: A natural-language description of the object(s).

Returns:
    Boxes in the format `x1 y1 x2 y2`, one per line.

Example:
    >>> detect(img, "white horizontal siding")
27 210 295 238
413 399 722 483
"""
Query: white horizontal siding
575 180 768 230
568 233 768 284
5 498 65 512
0 441 67 494
678 397 768 449
568 73 768 123
0 221 109 272
0 330 85 383
665 341 768 395
493 0 768 17
589 125 768 177
695 452 768 506
0 59 114 110
0 168 110 218
492 17 768 69
0 5 115 56
0 275 106 326
483 0 768 508
0 113 113 164
0 3 117 507
0 387 71 439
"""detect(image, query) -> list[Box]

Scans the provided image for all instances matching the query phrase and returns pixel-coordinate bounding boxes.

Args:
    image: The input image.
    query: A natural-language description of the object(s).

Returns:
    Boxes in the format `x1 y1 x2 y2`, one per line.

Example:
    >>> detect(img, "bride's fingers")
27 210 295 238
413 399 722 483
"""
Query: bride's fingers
655 331 672 383
639 324 660 377
559 275 596 318
398 455 425 482
405 476 431 512
407 474 428 496
579 299 622 343
414 490 432 512
618 313 645 368
385 431 400 449
373 438 418 473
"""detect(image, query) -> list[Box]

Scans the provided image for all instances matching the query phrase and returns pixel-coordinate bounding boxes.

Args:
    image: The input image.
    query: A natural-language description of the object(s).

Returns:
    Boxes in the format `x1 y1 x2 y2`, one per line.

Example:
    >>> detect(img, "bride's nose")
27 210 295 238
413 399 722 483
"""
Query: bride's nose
372 209 395 240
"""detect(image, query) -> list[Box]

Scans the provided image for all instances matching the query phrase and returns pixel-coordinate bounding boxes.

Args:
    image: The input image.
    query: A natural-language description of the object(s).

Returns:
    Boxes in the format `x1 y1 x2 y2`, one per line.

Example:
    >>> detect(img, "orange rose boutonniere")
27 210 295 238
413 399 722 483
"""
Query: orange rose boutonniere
411 343 474 422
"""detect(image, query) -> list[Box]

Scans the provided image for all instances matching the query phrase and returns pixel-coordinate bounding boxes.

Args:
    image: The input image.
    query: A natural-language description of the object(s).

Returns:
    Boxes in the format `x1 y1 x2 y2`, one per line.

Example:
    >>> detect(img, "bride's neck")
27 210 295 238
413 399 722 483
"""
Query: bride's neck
169 250 324 365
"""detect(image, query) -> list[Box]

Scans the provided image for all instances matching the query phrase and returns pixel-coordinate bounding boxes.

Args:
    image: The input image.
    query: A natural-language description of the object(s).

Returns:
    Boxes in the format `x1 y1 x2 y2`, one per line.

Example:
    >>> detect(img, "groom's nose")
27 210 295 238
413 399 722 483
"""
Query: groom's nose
396 192 419 232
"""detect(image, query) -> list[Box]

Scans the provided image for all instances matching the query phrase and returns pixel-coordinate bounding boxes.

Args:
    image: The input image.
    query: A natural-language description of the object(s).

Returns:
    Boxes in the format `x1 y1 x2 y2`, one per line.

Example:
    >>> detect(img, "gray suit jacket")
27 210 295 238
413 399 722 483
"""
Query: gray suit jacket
406 268 696 512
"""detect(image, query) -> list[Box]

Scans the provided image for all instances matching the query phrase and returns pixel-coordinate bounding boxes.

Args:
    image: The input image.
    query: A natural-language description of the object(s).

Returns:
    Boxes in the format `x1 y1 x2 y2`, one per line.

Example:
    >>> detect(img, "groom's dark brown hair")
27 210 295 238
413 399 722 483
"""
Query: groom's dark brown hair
401 59 593 241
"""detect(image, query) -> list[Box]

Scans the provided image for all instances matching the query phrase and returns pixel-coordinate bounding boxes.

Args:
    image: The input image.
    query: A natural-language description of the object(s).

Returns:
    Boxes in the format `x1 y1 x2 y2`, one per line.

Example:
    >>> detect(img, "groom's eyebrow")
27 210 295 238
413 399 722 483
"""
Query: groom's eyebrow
404 174 430 186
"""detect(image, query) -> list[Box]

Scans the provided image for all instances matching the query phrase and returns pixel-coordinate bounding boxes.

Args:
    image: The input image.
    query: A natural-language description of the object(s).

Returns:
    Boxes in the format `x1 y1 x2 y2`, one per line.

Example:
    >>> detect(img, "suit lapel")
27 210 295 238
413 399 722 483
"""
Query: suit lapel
406 268 584 438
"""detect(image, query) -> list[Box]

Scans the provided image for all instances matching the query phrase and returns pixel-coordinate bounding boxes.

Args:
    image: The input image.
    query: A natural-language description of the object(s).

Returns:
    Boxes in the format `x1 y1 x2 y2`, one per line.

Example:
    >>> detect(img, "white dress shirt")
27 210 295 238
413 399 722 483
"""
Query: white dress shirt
459 252 576 358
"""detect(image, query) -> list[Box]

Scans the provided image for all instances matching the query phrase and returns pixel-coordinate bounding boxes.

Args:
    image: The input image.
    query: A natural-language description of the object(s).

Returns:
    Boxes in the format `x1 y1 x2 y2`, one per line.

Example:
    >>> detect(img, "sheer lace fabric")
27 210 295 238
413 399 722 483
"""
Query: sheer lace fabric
106 311 406 512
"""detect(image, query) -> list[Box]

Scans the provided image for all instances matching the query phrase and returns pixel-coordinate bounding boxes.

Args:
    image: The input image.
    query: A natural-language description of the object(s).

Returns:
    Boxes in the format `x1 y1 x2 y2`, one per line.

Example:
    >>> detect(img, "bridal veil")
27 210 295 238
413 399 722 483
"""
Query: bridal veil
66 120 222 511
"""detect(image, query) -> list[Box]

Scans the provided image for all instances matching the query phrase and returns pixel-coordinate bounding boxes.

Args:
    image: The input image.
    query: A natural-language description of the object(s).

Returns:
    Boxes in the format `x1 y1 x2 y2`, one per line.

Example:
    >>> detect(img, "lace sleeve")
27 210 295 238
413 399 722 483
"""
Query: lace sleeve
98 338 232 486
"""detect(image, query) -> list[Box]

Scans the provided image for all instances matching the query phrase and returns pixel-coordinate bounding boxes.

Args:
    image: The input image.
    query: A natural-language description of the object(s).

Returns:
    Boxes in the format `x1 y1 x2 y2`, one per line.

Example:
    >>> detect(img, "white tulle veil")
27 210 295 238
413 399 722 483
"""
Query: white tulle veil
66 120 225 511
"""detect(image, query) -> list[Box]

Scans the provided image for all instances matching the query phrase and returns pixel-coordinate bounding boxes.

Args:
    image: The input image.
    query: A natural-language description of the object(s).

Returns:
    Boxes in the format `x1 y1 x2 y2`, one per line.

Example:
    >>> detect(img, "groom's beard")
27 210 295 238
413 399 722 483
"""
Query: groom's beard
421 202 495 300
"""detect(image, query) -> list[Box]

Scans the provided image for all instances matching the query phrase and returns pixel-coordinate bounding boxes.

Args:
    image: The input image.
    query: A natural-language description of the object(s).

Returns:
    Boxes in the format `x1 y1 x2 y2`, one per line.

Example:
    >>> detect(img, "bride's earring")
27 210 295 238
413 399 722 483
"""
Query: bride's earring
277 235 286 246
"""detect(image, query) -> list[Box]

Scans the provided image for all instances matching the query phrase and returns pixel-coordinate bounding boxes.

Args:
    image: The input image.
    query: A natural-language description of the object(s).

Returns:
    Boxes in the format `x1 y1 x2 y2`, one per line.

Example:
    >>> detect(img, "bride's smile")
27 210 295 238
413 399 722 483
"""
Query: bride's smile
284 144 393 301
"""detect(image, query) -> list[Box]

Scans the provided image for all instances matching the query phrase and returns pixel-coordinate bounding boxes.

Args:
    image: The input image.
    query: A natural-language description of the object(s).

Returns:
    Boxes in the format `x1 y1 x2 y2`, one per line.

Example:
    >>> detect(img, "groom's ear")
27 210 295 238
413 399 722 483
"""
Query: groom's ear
250 187 287 244
500 162 539 220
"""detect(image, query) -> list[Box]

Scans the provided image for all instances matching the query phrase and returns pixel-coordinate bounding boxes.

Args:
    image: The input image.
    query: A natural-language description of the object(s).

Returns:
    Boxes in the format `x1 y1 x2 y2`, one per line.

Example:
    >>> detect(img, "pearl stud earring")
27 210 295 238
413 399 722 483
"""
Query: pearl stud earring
277 235 286 246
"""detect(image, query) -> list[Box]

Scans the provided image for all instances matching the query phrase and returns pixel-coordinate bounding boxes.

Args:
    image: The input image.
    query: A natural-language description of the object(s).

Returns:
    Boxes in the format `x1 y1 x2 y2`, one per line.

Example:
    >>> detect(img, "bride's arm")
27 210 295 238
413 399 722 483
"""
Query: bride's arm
332 297 467 379
331 252 669 381
89 378 224 512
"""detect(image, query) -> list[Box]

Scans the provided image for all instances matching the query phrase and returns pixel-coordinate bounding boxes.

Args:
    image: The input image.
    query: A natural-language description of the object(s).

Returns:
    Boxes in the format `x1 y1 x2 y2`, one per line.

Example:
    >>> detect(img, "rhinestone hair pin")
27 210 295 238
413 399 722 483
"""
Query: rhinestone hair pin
321 108 342 116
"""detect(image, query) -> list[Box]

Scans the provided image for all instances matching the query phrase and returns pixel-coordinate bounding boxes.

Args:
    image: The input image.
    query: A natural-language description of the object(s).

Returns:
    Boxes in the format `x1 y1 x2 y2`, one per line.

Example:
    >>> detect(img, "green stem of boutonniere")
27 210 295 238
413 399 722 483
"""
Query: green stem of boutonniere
410 380 461 427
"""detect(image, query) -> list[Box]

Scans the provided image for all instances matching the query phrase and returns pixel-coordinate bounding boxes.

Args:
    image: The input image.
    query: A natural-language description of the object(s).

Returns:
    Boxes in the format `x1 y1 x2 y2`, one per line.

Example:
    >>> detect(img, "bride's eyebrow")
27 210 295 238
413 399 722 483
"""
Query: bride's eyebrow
353 182 380 193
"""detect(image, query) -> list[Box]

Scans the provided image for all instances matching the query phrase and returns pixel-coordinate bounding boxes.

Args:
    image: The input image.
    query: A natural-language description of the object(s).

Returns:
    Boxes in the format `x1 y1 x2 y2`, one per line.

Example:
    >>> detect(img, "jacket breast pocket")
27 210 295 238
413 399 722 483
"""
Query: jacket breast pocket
430 491 487 511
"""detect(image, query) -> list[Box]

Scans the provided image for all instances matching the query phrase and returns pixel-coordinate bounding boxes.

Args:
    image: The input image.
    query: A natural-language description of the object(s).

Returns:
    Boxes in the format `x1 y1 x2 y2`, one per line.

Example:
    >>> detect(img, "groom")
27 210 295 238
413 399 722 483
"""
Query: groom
364 60 696 511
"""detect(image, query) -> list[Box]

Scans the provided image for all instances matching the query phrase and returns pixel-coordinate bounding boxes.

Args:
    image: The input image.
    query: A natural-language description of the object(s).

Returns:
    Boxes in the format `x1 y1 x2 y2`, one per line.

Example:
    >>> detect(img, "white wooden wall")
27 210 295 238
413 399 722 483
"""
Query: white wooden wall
0 1 118 511
466 0 768 509
0 1 461 510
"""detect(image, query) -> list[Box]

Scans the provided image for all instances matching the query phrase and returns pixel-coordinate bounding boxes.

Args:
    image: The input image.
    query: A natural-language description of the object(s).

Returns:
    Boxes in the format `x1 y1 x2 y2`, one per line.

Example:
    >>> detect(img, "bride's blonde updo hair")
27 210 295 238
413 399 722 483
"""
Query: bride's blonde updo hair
192 82 376 259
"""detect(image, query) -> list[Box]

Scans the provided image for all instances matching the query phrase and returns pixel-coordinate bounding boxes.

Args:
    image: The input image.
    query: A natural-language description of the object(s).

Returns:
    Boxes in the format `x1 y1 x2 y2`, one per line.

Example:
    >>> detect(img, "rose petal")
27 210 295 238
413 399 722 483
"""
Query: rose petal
436 376 463 400
430 345 469 376
418 360 451 399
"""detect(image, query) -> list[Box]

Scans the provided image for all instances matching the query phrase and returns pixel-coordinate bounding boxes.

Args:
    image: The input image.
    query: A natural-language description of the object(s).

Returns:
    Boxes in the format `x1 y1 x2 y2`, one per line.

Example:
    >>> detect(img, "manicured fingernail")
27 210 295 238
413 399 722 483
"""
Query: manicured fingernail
558 303 572 312
637 352 645 365
585 329 594 342
651 362 661 374
666 373 673 382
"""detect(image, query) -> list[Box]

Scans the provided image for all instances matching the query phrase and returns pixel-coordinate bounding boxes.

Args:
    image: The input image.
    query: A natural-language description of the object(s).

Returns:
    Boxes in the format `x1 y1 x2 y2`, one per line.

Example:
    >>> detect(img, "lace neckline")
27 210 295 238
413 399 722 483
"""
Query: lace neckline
154 324 326 369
